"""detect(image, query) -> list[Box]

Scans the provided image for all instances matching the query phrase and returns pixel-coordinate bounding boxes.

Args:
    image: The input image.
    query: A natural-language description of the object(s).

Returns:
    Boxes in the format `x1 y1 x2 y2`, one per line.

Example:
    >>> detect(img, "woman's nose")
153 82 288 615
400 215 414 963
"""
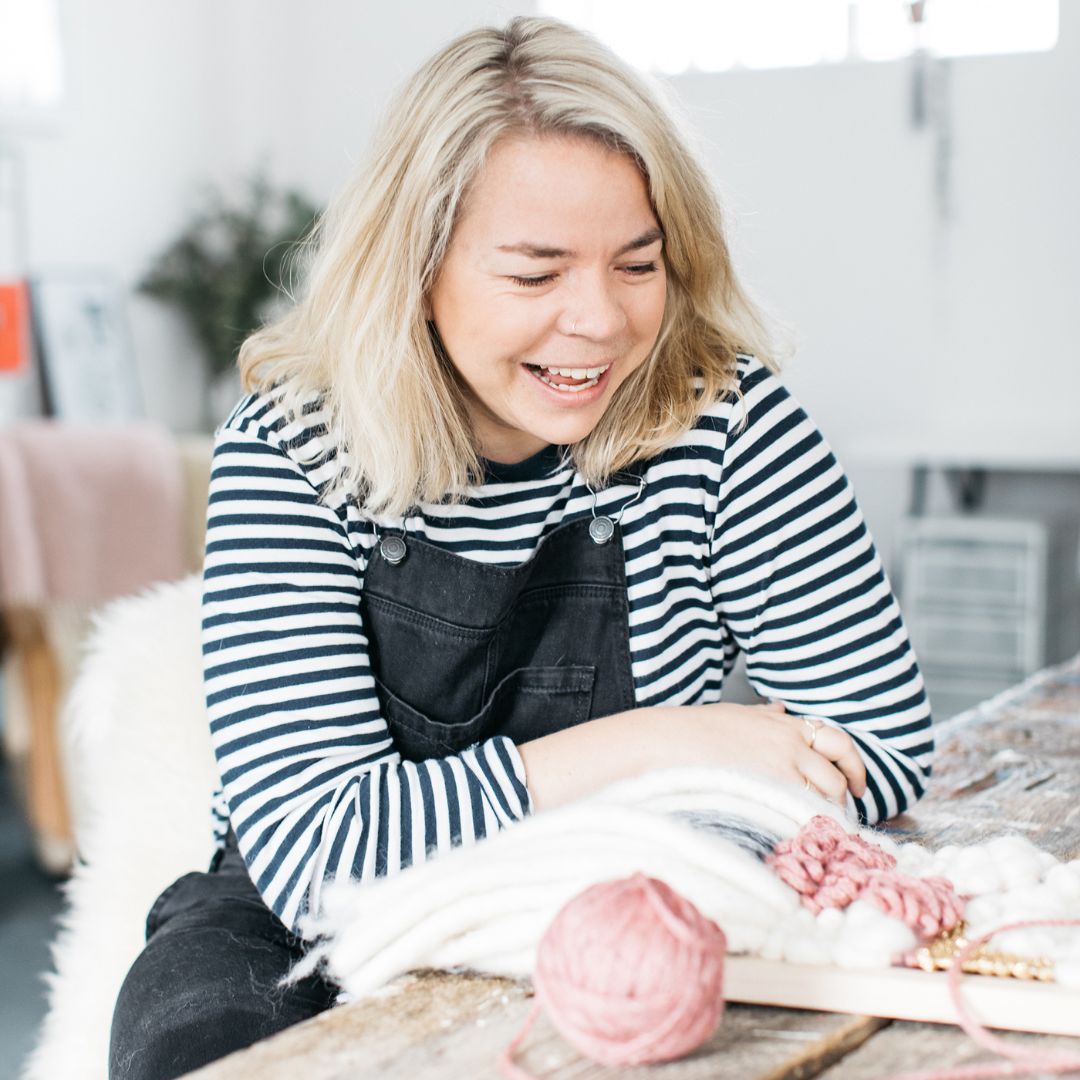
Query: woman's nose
561 273 628 341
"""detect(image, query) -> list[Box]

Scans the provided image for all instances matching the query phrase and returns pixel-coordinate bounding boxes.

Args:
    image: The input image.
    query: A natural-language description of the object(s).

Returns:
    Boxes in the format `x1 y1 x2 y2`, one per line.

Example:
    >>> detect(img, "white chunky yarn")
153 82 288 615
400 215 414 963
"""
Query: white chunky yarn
296 768 916 999
294 768 1080 1000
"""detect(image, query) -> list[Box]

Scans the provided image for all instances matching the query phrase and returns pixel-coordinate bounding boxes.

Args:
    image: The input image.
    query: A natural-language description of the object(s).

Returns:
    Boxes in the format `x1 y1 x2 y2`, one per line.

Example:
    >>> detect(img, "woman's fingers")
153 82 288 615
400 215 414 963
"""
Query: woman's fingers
800 718 867 798
690 701 868 803
764 703 868 800
797 751 851 805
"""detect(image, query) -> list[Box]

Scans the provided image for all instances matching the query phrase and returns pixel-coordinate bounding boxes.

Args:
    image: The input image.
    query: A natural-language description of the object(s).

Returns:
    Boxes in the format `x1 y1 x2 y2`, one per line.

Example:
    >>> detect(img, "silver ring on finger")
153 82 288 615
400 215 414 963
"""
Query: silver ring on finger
802 716 825 750
803 776 815 794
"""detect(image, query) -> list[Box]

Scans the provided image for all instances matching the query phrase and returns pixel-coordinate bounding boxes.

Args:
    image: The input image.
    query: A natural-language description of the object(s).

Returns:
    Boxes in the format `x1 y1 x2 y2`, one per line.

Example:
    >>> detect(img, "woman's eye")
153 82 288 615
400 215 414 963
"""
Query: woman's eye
510 273 557 288
509 263 657 287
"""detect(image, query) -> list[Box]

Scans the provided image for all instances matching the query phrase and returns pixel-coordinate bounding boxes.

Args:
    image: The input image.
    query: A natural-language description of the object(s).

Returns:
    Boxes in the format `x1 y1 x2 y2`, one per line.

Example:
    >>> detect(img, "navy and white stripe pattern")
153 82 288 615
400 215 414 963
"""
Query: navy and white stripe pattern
202 355 933 932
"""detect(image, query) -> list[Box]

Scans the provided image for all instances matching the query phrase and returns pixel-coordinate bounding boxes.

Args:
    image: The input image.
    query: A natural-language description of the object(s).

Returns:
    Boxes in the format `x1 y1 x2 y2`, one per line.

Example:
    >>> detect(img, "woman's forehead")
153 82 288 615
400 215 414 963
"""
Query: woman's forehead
454 134 659 252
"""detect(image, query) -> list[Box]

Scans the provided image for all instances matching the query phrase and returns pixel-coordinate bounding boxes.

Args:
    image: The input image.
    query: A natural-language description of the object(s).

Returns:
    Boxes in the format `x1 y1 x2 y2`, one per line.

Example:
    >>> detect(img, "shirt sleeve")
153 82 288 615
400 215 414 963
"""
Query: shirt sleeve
202 424 532 933
709 362 933 823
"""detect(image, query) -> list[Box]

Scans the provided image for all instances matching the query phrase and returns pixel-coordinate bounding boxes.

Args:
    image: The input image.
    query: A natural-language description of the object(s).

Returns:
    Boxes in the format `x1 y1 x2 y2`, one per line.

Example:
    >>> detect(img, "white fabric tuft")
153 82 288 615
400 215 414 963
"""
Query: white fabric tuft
22 574 218 1080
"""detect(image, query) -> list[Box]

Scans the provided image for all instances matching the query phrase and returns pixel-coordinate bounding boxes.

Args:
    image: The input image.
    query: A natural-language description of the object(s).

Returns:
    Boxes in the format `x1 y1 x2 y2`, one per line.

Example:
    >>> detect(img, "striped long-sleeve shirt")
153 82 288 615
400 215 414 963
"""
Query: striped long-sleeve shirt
202 354 933 933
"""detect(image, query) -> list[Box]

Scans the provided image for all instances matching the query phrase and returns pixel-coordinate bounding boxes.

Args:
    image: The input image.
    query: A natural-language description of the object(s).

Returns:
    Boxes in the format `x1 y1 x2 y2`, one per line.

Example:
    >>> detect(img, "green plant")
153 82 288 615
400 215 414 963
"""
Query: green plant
138 171 319 379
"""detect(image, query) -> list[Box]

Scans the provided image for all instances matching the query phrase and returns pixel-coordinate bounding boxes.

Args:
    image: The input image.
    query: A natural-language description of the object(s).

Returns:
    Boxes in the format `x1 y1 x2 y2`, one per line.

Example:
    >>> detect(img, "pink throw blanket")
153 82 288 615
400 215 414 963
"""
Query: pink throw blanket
0 421 187 607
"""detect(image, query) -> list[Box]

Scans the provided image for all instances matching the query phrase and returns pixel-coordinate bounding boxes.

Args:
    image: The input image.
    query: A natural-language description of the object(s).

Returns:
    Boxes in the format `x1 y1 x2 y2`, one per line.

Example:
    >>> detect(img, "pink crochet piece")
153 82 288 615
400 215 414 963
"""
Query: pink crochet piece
858 871 965 939
767 816 964 939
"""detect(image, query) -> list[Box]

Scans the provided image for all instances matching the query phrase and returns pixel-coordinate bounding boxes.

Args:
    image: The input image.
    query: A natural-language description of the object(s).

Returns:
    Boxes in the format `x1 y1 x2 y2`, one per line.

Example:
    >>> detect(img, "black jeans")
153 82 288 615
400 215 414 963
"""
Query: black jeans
108 832 338 1080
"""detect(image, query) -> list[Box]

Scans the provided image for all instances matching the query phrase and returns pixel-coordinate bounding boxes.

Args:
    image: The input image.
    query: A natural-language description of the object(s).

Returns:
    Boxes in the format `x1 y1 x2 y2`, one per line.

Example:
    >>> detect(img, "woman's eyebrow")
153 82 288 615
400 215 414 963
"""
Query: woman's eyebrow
615 227 664 256
495 227 664 260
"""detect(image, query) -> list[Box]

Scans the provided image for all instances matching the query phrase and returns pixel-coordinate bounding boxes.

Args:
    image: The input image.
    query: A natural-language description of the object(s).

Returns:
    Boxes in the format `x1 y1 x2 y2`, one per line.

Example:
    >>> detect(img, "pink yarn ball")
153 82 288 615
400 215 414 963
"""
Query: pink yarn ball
532 872 727 1067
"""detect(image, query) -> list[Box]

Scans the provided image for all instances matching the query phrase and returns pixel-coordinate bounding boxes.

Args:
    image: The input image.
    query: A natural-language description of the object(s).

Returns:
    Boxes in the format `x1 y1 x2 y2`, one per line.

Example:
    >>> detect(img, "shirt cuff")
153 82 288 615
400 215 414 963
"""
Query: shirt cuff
461 735 534 825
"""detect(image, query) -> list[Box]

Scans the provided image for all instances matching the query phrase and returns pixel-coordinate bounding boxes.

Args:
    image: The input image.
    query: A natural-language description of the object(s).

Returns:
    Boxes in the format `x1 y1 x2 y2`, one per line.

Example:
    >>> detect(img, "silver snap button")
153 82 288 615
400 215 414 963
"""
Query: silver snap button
588 516 615 545
379 535 407 565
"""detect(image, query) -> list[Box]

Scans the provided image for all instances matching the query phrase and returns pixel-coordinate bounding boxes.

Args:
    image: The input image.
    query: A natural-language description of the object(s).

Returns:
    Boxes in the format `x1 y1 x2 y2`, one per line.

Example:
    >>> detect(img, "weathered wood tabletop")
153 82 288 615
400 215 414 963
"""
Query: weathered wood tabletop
189 655 1080 1080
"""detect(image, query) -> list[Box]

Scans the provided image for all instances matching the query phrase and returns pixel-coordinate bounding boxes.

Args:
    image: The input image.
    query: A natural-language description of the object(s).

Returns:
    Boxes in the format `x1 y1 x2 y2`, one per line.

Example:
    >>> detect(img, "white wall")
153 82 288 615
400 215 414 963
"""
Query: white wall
214 1 537 197
676 10 1080 458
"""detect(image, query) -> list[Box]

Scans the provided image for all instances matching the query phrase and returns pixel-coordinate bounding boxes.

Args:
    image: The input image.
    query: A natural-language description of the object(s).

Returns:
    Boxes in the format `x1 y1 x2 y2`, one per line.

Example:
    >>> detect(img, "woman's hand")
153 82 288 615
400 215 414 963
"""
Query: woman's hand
518 700 867 814
660 700 867 804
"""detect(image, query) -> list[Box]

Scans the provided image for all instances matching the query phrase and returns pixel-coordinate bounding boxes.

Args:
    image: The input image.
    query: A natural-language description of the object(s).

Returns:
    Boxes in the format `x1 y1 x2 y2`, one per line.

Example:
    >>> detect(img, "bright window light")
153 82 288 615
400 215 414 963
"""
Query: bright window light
538 0 1059 74
0 0 65 112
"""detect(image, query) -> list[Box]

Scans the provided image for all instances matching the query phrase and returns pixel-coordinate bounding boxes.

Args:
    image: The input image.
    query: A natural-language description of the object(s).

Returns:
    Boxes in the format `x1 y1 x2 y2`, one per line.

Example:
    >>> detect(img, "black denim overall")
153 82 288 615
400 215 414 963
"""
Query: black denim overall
109 470 638 1080
363 511 637 760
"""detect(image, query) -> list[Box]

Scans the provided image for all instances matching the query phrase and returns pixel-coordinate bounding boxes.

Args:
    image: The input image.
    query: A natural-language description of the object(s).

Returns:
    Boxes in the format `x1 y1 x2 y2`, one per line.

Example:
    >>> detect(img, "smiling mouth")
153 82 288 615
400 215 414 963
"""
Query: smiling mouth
523 362 612 392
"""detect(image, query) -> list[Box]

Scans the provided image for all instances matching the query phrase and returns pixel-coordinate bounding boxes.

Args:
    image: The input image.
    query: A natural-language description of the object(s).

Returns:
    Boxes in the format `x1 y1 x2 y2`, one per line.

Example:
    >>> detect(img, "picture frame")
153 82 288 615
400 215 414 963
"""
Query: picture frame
30 269 143 422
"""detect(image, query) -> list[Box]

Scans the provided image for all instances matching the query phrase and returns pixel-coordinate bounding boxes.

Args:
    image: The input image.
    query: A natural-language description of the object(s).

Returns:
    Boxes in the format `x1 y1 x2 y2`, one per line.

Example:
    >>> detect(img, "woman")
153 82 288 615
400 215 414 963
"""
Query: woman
110 15 932 1080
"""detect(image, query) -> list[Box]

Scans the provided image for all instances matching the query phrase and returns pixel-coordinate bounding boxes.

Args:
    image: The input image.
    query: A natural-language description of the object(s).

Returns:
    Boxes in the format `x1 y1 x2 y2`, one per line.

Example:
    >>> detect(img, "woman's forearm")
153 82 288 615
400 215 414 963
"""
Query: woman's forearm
516 700 869 815
517 706 671 813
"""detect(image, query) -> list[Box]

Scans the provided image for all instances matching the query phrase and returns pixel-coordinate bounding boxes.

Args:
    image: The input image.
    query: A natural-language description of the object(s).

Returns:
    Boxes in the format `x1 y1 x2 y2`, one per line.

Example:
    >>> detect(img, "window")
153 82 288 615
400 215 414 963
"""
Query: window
0 0 64 113
538 0 1059 75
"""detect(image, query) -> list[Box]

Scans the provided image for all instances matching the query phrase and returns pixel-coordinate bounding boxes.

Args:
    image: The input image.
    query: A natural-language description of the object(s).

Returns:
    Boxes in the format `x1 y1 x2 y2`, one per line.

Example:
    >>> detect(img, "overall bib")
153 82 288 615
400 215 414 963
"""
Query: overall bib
109 501 638 1080
363 512 637 760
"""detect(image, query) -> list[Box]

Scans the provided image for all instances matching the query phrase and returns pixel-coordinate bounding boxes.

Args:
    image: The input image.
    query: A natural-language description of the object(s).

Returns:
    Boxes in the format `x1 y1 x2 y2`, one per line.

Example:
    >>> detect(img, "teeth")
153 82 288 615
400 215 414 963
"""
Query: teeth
532 369 600 392
541 364 610 379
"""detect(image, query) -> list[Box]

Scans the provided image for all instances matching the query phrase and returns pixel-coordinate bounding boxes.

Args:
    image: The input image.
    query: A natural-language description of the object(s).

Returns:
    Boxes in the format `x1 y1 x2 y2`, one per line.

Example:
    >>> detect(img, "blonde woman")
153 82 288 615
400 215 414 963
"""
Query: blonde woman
110 16 932 1080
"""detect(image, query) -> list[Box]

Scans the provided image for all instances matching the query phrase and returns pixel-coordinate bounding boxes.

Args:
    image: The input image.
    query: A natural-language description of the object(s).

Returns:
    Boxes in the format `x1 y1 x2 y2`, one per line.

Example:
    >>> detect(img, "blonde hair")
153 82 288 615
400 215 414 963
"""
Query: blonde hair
239 15 778 517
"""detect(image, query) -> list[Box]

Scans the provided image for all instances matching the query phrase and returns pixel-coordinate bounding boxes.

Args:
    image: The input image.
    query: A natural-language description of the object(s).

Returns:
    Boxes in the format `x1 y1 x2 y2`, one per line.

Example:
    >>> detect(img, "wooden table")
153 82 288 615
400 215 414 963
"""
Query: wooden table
189 655 1080 1079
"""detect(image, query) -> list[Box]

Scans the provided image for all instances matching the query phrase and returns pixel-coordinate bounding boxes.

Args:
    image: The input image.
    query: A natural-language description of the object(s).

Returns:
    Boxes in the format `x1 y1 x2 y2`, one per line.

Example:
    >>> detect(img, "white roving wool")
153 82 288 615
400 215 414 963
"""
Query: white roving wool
897 838 1080 987
22 575 219 1080
295 767 920 1000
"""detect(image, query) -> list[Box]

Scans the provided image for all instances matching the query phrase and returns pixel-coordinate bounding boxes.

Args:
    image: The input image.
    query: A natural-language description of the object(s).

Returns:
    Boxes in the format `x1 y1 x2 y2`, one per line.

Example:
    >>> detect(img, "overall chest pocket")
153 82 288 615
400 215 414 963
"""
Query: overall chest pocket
361 594 498 725
373 664 597 760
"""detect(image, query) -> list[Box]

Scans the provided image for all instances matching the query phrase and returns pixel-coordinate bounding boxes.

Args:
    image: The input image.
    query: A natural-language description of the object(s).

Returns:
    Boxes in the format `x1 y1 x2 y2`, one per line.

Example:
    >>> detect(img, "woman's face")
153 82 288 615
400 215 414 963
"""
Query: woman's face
428 134 667 464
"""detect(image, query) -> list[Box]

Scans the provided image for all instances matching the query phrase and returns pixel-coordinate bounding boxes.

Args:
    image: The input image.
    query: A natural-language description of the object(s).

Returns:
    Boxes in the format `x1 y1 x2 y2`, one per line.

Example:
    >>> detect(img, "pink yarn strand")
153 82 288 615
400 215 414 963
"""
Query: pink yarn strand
639 872 722 950
883 919 1080 1080
497 1001 545 1080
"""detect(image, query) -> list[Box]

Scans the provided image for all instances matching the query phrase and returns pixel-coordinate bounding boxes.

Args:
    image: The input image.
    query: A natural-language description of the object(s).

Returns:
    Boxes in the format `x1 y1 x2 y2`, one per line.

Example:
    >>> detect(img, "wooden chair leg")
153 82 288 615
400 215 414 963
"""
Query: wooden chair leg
3 607 73 872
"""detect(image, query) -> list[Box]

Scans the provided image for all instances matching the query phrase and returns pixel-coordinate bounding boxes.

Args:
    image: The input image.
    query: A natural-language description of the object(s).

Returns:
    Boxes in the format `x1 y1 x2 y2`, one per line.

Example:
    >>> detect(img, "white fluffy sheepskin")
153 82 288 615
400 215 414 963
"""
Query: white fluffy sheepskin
21 574 219 1080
